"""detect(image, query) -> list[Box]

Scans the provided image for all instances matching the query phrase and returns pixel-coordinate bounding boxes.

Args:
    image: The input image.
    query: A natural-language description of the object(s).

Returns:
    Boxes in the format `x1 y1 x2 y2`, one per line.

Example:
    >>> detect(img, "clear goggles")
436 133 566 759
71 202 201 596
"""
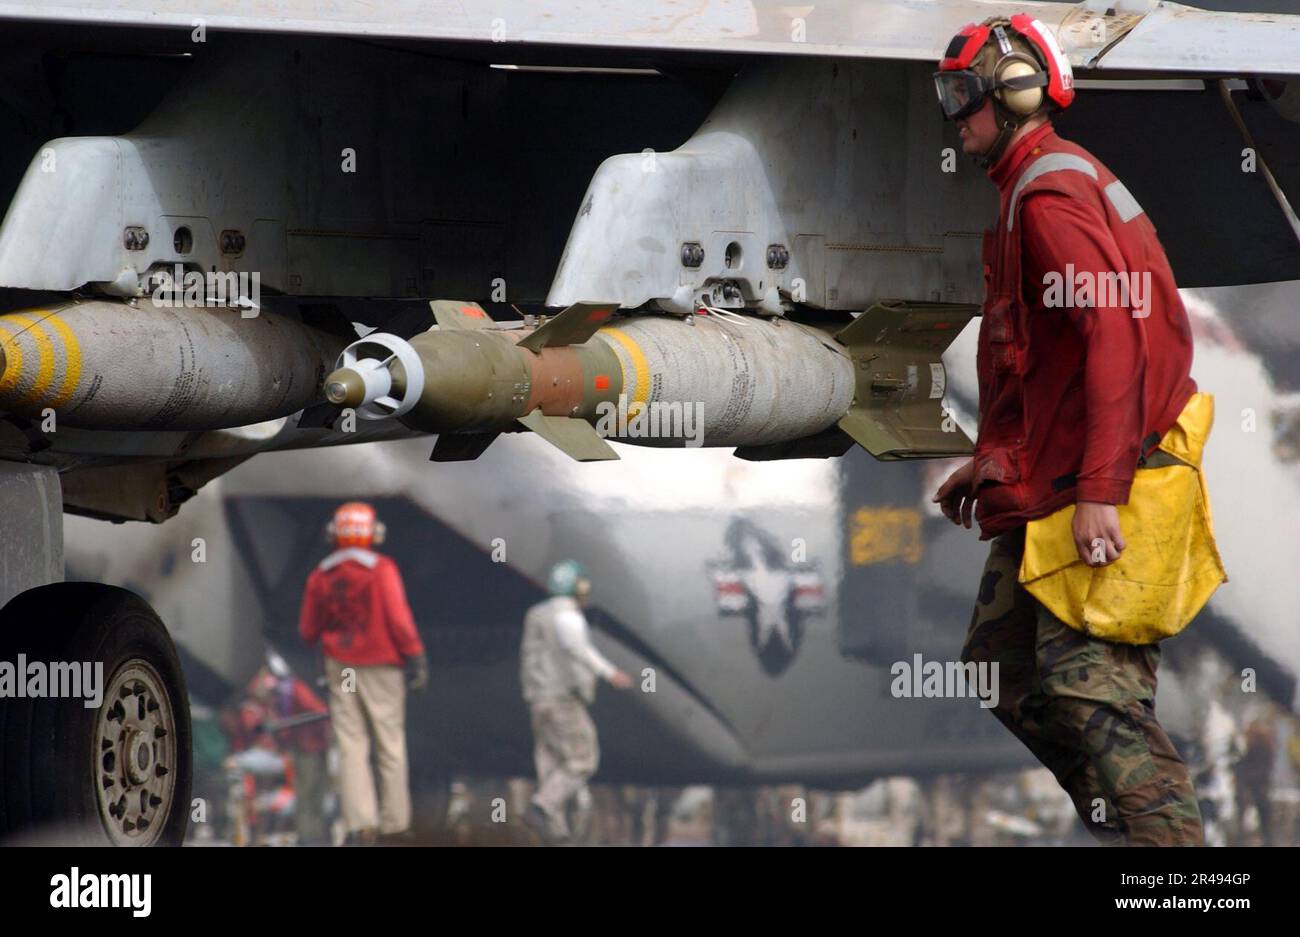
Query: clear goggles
933 68 1047 121
933 69 995 121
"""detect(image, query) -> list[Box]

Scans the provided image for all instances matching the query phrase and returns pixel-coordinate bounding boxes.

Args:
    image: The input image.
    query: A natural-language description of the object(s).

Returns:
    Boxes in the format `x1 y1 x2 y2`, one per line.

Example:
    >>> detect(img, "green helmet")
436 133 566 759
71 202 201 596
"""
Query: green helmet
547 560 588 597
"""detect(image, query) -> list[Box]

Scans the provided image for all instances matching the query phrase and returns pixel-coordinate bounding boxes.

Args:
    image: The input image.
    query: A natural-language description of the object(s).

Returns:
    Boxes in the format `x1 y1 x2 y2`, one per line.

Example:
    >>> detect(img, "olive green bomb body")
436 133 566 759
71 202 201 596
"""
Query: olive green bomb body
321 298 978 463
398 326 623 434
323 300 628 461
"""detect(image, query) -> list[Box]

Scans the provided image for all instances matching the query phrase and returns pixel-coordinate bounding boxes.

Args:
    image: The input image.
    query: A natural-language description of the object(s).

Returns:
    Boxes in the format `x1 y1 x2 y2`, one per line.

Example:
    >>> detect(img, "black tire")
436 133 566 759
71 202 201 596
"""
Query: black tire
0 583 192 845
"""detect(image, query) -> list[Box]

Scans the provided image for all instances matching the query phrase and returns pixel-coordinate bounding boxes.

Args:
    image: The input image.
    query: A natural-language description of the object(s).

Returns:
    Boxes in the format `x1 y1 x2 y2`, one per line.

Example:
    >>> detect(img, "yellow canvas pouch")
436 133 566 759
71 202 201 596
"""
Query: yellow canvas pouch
1018 392 1227 644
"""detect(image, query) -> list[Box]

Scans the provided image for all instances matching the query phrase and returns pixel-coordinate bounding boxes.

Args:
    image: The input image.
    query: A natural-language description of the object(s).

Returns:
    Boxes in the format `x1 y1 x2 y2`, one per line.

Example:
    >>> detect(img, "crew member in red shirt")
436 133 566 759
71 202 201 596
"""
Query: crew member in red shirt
931 15 1203 845
233 657 332 845
299 501 428 844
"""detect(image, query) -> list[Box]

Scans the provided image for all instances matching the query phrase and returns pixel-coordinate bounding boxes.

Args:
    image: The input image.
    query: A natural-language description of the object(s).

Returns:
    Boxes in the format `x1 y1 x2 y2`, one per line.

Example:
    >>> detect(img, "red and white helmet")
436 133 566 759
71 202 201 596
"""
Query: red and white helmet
327 501 385 548
934 15 1074 123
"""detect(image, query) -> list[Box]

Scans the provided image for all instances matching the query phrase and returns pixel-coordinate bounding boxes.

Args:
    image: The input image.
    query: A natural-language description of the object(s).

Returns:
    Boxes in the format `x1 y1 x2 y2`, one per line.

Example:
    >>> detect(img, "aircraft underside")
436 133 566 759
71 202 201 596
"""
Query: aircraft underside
0 7 1298 846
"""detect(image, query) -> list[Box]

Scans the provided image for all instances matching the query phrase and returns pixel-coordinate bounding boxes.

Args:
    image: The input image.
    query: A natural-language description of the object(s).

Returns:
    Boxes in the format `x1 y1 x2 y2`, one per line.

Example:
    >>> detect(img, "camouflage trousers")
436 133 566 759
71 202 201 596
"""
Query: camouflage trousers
961 528 1203 846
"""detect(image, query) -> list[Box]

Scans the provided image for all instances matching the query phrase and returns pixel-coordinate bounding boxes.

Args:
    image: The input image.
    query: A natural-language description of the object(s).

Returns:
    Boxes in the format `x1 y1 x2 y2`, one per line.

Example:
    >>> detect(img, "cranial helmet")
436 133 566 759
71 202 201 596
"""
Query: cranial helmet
547 559 590 598
327 501 386 548
934 15 1075 164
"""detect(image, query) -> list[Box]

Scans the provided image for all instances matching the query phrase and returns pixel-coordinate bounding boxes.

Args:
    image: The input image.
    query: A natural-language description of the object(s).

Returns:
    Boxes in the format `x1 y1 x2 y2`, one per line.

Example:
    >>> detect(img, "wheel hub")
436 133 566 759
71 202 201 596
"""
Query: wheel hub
94 660 177 845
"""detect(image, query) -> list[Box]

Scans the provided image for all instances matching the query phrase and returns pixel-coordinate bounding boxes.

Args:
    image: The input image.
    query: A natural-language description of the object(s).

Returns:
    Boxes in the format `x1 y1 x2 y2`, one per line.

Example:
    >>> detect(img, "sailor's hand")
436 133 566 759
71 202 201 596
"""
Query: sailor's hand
1073 501 1126 567
933 459 977 528
608 669 634 690
404 653 429 692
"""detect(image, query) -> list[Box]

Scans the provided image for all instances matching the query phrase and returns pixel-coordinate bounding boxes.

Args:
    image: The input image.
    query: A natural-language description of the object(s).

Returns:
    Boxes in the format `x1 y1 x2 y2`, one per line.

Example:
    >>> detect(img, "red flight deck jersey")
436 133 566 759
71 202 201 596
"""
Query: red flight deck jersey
298 548 425 666
234 676 331 754
973 122 1197 539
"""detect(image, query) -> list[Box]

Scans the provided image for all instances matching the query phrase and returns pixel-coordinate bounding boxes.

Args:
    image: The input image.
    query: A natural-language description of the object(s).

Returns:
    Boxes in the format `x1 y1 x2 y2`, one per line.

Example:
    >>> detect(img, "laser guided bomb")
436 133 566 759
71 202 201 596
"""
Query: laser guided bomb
0 299 346 431
318 300 979 462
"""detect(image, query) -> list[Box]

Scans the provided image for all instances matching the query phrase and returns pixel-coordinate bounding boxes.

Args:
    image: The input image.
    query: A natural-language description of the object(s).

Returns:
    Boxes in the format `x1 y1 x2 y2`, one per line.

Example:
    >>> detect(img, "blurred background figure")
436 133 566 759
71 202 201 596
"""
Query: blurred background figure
188 700 231 844
264 653 332 845
299 502 428 845
1280 713 1300 846
222 655 331 845
219 662 297 842
520 560 632 843
1234 706 1279 846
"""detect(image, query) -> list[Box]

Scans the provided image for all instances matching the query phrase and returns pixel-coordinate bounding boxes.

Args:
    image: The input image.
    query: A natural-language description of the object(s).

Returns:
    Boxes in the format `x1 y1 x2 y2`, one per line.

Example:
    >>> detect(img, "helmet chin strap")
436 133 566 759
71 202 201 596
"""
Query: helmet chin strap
977 104 1022 169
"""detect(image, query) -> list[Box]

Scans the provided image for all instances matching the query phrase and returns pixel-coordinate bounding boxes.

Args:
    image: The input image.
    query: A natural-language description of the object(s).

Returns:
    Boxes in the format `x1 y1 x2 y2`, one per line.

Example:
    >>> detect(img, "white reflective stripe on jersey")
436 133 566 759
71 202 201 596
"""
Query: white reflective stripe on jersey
318 547 379 570
1007 152 1098 231
1103 178 1146 223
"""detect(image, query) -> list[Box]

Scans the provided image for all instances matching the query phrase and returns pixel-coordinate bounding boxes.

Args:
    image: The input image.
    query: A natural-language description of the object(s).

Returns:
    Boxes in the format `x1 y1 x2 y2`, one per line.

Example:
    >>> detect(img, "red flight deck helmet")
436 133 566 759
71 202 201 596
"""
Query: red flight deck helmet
934 15 1075 165
327 501 386 548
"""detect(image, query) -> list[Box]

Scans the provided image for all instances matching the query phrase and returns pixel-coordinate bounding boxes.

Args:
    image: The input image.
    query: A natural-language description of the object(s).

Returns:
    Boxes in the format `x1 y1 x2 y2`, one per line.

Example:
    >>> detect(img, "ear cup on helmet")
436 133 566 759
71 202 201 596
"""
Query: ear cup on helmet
372 520 386 546
995 56 1043 116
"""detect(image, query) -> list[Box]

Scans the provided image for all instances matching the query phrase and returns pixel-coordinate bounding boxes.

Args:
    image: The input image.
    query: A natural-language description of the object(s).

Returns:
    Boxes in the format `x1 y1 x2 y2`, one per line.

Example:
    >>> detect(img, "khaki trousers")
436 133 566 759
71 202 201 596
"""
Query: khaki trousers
530 698 600 835
324 657 411 835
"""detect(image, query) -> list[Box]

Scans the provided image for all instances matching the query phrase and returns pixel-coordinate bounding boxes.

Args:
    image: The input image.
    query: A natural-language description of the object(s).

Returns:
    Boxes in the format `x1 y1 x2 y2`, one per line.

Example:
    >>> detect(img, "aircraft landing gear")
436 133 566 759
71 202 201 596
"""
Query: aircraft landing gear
0 583 193 845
